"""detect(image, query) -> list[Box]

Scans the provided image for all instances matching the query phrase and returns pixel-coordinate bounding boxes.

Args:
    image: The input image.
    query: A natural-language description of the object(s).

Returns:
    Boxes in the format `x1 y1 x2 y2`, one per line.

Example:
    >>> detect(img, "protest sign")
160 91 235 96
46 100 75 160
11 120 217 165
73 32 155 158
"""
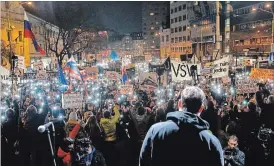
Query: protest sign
250 68 274 80
0 66 10 84
212 57 230 78
236 79 259 94
62 93 83 109
171 61 201 81
106 71 120 80
119 85 134 95
33 61 44 71
36 70 48 80
17 55 25 69
83 66 98 80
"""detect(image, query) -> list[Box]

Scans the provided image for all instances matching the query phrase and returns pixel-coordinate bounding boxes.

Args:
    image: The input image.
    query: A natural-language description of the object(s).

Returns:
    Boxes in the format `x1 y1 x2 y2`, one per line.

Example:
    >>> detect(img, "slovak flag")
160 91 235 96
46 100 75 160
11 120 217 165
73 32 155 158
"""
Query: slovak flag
64 57 83 81
24 12 45 55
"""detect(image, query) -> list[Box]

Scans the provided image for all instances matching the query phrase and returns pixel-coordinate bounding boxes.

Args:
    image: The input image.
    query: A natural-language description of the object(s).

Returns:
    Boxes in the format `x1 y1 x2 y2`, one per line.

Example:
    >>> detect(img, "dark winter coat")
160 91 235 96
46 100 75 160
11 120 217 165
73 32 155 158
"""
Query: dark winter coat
200 107 221 136
256 90 274 129
129 107 154 142
223 147 245 166
139 110 224 166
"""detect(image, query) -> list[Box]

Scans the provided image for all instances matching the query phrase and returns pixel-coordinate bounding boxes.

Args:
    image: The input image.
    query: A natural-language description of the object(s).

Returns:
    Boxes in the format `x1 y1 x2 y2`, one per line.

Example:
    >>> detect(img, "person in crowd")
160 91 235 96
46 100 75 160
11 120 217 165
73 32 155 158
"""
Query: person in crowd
200 100 221 136
165 99 176 117
19 94 52 166
155 107 165 123
223 135 245 166
139 86 224 166
1 99 19 166
84 115 103 151
99 105 120 166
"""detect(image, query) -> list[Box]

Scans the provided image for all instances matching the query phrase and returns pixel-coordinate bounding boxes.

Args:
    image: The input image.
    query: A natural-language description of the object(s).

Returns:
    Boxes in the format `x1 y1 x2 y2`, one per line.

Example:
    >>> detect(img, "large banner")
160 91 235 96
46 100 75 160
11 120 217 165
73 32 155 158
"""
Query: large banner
62 93 83 109
250 68 274 80
106 71 120 81
140 72 167 86
212 57 230 78
171 61 201 81
119 85 134 95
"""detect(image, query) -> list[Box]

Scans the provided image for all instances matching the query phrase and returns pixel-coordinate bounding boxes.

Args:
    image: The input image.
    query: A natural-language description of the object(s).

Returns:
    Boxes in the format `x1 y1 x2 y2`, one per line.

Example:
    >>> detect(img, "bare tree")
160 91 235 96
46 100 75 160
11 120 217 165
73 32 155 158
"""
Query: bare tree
34 2 105 65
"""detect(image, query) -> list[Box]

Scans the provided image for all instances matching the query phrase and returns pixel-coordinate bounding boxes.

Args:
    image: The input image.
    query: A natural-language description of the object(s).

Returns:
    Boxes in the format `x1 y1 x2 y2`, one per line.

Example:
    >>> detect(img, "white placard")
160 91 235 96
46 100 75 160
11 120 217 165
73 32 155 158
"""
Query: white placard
36 70 48 80
62 93 83 109
171 61 201 81
33 61 44 71
17 55 25 69
212 57 230 78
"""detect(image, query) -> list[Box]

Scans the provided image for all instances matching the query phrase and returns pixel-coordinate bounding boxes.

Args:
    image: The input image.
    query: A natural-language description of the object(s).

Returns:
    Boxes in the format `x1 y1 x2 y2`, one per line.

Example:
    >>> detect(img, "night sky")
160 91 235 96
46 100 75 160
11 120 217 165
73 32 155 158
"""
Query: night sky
31 1 142 34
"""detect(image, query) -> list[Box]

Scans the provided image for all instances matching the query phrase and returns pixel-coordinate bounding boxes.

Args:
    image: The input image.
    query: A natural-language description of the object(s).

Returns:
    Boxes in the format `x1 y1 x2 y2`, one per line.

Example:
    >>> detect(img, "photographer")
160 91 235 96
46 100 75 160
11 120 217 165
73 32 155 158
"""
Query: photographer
223 135 245 166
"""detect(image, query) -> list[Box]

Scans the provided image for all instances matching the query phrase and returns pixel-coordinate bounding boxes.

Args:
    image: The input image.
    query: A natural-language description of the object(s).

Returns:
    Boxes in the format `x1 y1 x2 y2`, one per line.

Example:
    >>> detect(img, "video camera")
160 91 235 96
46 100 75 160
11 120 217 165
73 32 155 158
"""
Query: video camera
223 148 237 160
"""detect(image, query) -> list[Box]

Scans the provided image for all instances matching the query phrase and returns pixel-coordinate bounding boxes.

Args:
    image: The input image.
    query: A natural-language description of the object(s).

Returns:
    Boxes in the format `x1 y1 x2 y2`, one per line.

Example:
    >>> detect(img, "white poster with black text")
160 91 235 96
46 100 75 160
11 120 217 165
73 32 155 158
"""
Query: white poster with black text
171 61 201 81
212 57 230 78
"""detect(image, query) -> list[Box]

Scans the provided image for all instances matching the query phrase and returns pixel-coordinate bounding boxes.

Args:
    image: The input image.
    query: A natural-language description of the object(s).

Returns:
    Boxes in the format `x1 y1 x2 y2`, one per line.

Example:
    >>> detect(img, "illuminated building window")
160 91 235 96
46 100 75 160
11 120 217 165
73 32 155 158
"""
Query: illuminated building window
151 27 155 30
150 13 154 16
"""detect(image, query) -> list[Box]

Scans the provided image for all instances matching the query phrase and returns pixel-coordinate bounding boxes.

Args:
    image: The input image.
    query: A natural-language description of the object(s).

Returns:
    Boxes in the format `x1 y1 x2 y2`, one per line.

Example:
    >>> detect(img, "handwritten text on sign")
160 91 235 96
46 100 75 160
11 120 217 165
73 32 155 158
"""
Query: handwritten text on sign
119 85 134 95
171 61 201 81
106 71 120 80
62 93 83 109
212 57 230 78
250 68 274 80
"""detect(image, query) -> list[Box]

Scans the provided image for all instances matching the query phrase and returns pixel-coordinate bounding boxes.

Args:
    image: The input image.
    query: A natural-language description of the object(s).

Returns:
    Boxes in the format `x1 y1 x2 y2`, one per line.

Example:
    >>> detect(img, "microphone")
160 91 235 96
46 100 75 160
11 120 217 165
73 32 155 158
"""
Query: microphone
38 122 53 133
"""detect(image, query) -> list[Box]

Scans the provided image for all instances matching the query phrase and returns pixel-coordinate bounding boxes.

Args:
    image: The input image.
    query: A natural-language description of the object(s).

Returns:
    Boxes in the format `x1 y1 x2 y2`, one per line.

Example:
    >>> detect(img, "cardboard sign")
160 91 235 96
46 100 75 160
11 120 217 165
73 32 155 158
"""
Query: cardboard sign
171 61 201 81
250 68 274 80
36 70 48 80
212 57 230 78
33 61 44 71
62 93 83 109
119 85 134 95
14 68 24 77
106 71 120 80
236 79 259 94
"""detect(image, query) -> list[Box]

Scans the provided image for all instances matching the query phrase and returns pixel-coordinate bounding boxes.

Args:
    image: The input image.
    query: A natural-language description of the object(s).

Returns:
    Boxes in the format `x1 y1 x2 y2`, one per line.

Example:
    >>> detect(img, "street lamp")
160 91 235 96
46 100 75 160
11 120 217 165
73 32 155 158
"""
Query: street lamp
252 3 274 43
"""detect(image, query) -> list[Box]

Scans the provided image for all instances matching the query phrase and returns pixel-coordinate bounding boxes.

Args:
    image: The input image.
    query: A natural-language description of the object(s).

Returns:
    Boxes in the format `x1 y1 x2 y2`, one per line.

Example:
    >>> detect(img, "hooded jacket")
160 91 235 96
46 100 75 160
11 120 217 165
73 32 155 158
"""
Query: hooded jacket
139 110 224 166
100 105 120 142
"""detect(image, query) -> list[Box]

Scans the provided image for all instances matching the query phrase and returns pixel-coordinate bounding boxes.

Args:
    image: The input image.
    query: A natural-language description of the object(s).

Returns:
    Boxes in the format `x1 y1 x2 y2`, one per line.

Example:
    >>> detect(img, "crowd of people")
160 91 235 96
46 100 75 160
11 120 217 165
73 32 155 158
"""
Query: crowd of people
1 83 274 166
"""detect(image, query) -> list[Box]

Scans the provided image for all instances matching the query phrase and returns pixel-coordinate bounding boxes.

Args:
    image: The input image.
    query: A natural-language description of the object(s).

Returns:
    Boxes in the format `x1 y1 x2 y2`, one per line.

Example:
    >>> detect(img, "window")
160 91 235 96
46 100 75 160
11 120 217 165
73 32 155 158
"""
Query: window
179 37 182 42
175 37 178 43
143 32 146 35
179 6 182 11
151 32 154 35
150 13 154 16
179 26 182 32
183 36 186 41
155 13 159 15
187 36 190 41
175 17 178 23
162 36 165 42
18 31 22 42
183 15 186 20
175 27 178 33
175 7 177 12
166 35 169 42
171 28 174 33
156 22 159 25
171 19 174 24
171 9 174 14
7 30 11 41
183 25 186 31
171 38 174 43
143 27 146 30
183 4 186 9
151 27 155 30
179 16 182 22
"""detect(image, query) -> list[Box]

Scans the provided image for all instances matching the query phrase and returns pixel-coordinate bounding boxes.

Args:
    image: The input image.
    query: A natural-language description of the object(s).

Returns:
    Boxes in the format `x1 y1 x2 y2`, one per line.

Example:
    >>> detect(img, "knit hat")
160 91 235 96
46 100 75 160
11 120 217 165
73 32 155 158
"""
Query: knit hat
69 111 78 121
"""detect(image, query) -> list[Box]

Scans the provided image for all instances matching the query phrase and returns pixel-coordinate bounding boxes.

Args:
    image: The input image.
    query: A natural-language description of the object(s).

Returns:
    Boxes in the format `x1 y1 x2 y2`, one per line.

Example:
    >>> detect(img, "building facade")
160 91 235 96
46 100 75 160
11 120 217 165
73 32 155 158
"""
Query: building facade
1 1 61 69
142 2 169 58
160 27 171 59
231 2 273 56
169 1 192 60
